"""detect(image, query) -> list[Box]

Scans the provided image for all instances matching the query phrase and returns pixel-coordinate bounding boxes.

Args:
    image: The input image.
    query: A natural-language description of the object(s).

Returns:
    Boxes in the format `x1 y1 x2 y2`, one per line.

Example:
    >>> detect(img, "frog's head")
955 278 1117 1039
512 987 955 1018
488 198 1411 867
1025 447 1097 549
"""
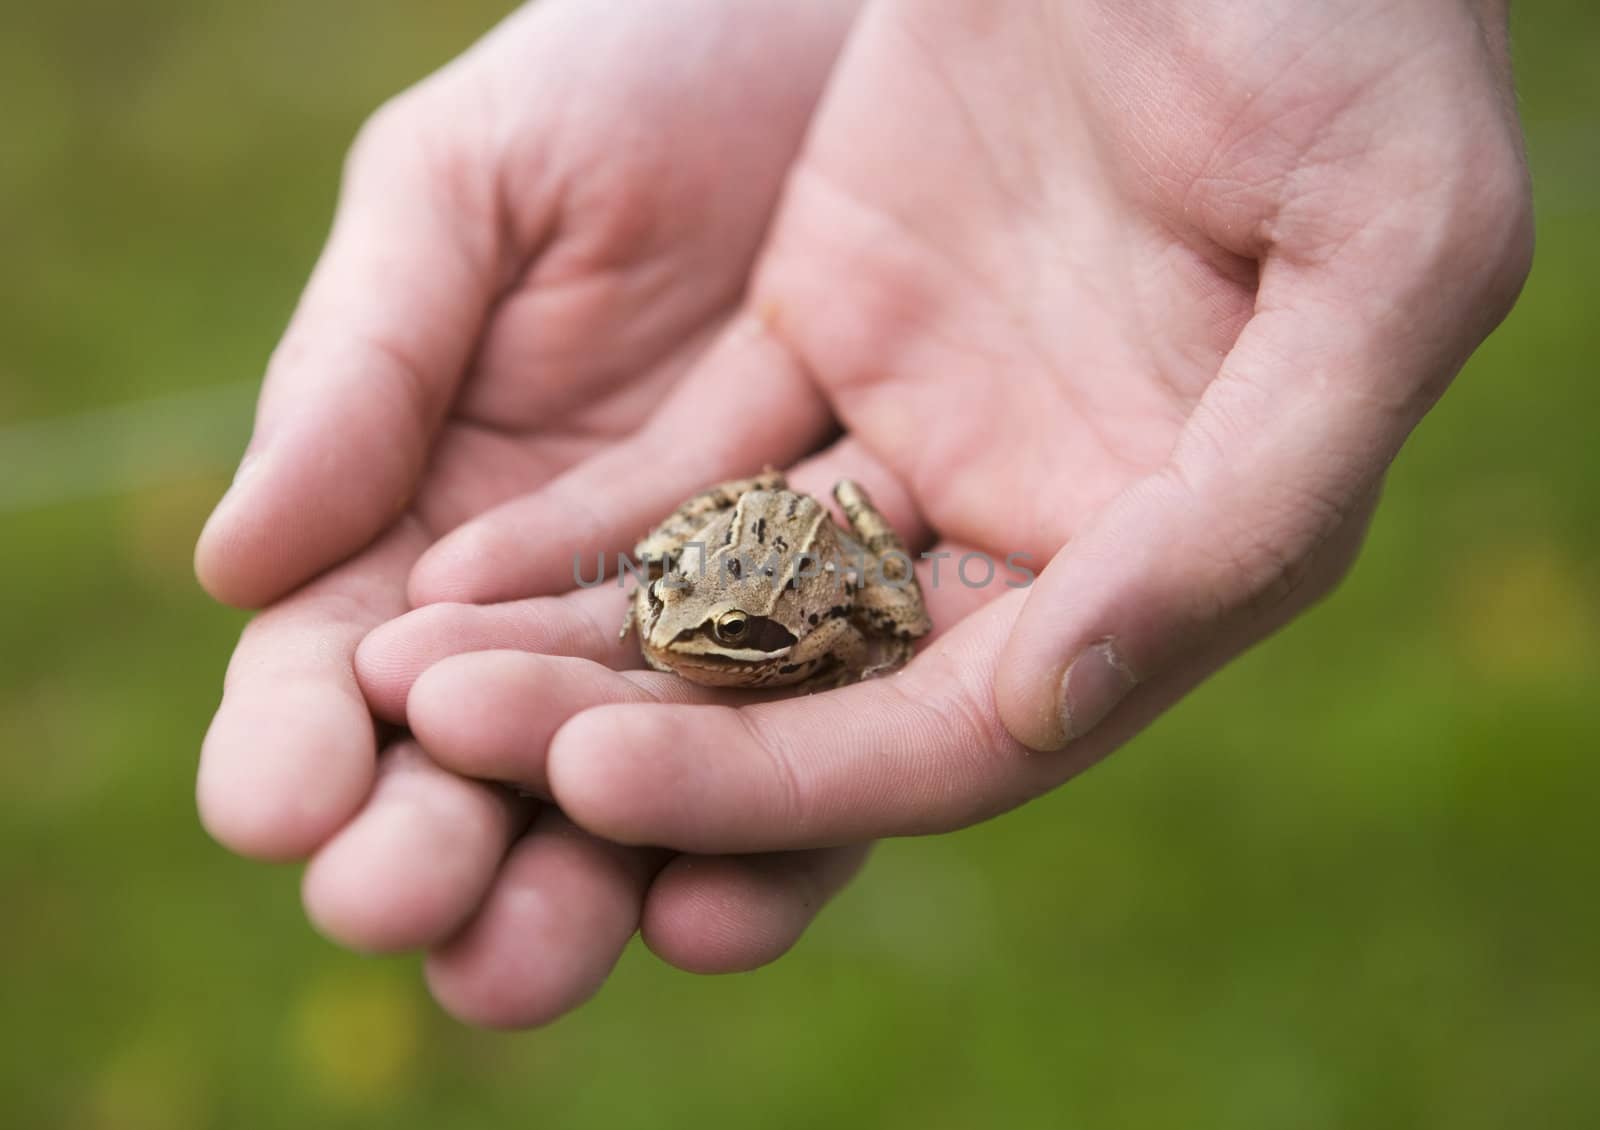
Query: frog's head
643 580 801 673
685 605 801 656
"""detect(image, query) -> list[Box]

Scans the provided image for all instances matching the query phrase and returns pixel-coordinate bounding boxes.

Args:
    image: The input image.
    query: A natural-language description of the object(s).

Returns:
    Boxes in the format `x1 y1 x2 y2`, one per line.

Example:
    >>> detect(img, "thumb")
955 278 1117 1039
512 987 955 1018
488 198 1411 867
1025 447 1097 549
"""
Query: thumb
195 87 501 608
996 244 1530 752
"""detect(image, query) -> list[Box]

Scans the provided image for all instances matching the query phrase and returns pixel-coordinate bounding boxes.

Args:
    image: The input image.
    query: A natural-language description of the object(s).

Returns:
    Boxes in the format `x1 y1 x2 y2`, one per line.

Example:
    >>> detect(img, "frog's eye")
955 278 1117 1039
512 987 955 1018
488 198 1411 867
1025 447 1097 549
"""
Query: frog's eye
707 614 798 653
713 610 749 643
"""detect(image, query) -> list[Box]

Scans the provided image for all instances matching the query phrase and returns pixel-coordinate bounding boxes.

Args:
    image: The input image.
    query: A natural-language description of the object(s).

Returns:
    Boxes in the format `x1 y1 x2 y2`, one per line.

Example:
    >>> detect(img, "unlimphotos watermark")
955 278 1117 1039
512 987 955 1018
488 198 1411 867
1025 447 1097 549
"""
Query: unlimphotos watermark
574 545 1036 591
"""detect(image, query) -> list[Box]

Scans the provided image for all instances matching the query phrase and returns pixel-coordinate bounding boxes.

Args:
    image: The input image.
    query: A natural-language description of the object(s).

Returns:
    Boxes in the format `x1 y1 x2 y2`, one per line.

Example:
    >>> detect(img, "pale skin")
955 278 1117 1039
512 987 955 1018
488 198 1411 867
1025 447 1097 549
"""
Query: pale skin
196 0 1532 1028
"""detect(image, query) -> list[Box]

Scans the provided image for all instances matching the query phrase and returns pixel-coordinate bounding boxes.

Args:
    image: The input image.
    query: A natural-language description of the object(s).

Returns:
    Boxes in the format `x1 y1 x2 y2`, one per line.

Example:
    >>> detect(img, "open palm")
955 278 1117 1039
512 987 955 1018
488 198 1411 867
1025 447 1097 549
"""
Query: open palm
377 0 1530 879
203 0 1531 1030
197 0 865 1027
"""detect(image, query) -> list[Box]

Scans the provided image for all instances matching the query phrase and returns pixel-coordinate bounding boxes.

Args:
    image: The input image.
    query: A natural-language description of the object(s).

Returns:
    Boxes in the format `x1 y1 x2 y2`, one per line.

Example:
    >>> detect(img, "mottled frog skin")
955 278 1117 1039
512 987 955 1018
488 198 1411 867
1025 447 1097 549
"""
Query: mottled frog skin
621 472 930 688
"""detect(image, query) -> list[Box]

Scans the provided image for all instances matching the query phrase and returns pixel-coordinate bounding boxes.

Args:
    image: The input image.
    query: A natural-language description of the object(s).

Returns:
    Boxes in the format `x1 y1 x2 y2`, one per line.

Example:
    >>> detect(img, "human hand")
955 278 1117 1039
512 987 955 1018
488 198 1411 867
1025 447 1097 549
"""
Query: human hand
386 0 1532 863
194 0 866 1027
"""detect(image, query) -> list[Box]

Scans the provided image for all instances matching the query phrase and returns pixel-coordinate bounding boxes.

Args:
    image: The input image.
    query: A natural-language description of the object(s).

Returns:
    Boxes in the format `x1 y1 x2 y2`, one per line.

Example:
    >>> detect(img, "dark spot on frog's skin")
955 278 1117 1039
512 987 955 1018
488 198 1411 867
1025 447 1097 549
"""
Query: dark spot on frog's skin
784 576 798 593
727 558 741 579
785 495 800 518
809 613 820 626
778 662 804 676
755 518 766 544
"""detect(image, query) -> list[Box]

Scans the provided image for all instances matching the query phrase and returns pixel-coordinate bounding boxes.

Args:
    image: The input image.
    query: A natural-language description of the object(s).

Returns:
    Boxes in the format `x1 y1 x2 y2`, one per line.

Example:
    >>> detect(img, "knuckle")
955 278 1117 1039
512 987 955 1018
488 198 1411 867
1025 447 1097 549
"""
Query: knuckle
1223 484 1352 618
1474 158 1536 318
1424 134 1535 317
1162 463 1353 627
344 76 471 195
890 663 1031 830
346 89 428 177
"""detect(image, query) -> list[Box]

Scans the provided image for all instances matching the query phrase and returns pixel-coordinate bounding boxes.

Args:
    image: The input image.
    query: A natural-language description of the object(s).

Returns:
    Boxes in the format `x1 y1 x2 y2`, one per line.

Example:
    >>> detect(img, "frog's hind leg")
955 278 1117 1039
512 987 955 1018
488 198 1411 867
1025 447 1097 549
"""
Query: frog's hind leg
833 479 907 560
835 480 932 642
861 637 916 682
634 469 788 565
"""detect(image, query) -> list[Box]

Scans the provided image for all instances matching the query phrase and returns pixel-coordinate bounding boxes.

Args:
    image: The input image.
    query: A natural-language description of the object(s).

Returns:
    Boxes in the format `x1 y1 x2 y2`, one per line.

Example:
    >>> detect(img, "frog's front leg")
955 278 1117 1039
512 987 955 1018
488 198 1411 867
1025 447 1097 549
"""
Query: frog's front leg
619 591 639 642
758 615 870 689
633 470 787 565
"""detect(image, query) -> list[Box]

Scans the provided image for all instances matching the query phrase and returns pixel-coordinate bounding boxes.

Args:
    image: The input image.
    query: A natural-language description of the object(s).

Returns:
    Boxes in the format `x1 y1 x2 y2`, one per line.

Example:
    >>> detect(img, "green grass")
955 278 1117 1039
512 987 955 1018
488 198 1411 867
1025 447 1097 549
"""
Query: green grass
2 3 1596 1127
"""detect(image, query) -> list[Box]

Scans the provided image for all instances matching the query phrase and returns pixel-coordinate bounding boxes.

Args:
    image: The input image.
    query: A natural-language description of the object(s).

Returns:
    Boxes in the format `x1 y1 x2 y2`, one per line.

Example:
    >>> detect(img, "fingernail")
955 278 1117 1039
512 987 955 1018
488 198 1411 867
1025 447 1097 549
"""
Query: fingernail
1058 639 1137 744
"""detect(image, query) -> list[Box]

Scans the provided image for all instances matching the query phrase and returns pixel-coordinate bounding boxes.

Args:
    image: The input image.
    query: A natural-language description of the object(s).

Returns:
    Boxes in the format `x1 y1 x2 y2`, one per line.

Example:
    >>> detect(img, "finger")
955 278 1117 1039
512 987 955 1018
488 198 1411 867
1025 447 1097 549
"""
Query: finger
407 312 833 605
407 651 733 794
354 584 634 722
546 593 1049 853
995 234 1531 751
546 526 1366 855
301 742 529 953
424 811 661 1030
197 521 426 861
363 434 939 725
196 85 504 608
399 539 990 795
641 845 870 974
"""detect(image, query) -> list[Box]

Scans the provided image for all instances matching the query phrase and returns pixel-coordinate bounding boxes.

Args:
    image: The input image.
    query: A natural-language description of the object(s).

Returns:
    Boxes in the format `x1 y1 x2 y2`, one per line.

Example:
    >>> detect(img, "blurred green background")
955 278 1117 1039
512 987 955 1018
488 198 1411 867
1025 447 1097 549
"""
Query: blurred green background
2 2 1596 1127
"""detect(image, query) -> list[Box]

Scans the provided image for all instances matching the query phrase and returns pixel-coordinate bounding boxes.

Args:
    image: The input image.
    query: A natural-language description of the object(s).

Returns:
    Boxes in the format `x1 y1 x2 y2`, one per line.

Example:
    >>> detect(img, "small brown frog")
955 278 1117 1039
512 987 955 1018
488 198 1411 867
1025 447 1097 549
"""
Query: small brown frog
621 472 930 688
